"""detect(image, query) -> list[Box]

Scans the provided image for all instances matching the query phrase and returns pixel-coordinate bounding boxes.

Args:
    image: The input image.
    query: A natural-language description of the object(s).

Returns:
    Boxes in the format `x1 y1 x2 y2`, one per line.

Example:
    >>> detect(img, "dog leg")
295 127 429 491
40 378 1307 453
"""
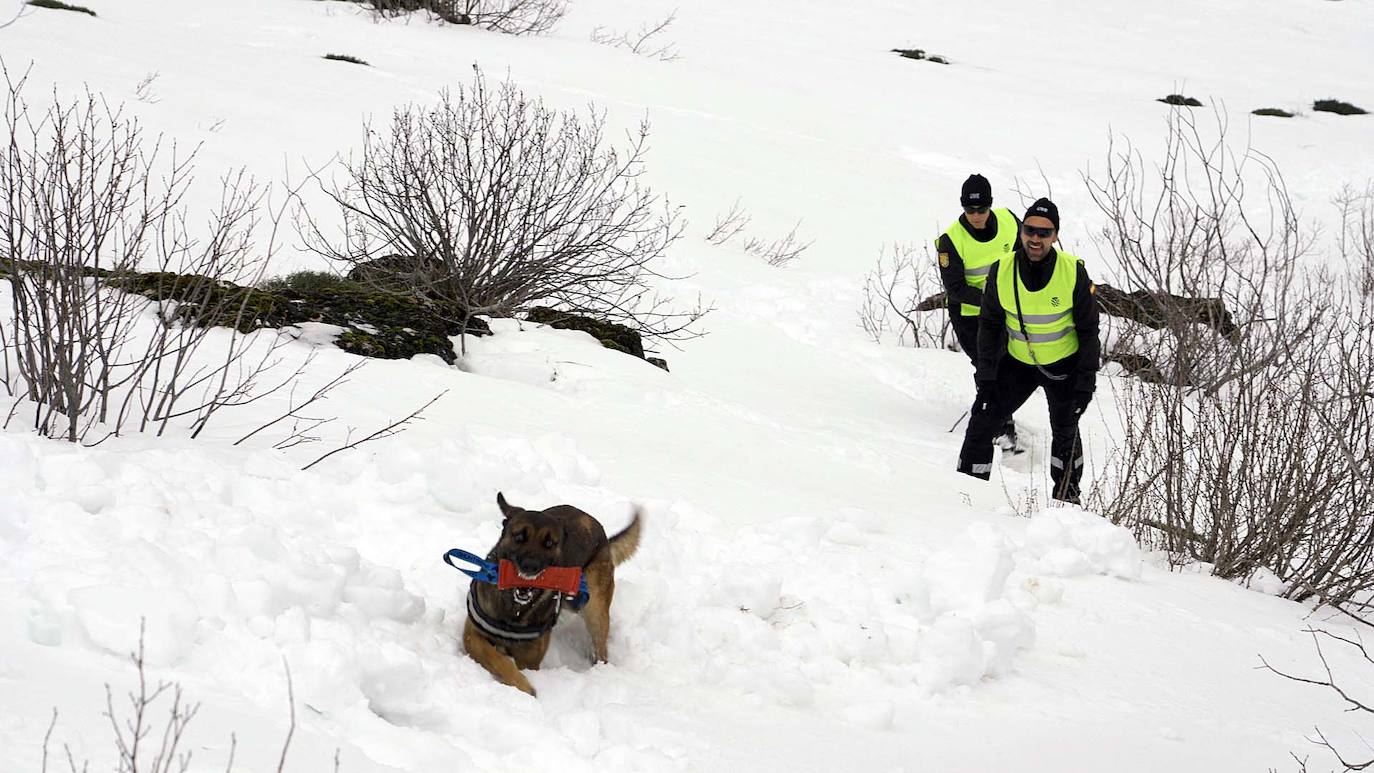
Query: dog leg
581 578 615 663
463 621 536 696
511 636 552 672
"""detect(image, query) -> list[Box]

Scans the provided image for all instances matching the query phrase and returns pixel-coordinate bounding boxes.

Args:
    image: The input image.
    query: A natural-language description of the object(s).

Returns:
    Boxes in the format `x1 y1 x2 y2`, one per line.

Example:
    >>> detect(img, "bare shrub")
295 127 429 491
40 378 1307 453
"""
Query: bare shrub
133 71 159 104
300 65 700 349
858 241 953 349
1334 182 1374 298
1263 623 1374 772
742 221 811 267
704 198 751 246
0 66 304 444
459 0 564 34
1087 106 1374 609
360 0 565 34
590 10 681 62
40 621 321 773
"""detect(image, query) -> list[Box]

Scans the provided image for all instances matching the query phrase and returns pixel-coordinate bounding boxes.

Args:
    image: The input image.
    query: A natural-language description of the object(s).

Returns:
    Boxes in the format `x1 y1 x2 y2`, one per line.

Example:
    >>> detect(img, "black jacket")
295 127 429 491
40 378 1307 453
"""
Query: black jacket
936 211 1021 313
975 246 1100 393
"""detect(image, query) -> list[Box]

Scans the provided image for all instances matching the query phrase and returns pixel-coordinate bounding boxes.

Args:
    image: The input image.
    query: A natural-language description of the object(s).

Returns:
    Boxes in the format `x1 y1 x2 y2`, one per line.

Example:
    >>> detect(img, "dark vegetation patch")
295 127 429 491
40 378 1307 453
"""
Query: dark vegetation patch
1252 108 1295 118
1313 99 1367 115
336 0 471 25
1157 94 1204 107
891 49 949 65
27 0 97 16
0 261 485 363
324 53 371 66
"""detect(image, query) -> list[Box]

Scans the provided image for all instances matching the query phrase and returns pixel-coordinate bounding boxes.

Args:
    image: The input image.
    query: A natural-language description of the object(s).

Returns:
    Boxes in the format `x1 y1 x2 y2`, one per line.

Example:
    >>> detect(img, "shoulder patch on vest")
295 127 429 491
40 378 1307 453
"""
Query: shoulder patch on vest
938 252 949 268
1089 283 1096 295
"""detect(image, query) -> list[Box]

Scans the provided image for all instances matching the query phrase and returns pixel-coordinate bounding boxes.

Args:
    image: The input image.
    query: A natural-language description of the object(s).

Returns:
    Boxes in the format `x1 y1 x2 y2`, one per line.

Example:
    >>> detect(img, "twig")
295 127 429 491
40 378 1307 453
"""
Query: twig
276 659 296 773
301 390 446 470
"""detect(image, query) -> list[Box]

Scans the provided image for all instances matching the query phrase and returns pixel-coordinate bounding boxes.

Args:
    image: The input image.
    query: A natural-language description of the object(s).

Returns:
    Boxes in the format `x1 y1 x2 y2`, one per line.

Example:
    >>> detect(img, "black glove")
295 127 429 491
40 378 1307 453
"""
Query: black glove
974 382 998 414
1072 389 1094 416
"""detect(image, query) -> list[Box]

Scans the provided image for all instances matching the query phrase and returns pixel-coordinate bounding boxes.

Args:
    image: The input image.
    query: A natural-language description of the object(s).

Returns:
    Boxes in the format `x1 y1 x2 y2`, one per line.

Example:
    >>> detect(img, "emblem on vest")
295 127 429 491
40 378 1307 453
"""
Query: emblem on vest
1050 296 1061 307
1003 243 1010 252
939 252 949 268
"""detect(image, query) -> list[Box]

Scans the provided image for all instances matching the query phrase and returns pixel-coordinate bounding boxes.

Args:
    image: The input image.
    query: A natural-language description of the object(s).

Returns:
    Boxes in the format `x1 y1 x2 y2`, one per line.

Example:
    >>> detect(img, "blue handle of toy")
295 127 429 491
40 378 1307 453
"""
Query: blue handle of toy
443 548 498 585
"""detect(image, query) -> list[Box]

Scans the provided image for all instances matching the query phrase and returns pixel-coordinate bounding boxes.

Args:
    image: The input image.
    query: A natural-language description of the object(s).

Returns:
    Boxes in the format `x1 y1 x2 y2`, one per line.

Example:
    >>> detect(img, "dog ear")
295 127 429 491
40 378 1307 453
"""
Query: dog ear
496 491 514 524
558 520 596 565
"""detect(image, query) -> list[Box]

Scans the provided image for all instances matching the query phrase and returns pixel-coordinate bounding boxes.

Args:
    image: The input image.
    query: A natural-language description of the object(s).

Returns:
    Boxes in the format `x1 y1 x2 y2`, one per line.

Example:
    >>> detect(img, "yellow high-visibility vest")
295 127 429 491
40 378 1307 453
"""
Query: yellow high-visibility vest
937 208 1018 316
998 249 1081 365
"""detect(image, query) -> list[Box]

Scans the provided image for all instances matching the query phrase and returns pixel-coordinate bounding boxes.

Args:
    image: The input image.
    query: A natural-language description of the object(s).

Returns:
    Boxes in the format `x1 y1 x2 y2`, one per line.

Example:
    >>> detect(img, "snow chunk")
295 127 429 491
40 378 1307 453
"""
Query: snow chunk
924 523 1015 614
68 585 199 664
1020 508 1143 580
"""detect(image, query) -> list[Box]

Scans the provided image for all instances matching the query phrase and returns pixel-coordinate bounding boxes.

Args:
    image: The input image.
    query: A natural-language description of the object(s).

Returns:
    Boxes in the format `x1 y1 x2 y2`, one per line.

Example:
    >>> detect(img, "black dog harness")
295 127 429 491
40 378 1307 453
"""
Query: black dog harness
465 582 561 643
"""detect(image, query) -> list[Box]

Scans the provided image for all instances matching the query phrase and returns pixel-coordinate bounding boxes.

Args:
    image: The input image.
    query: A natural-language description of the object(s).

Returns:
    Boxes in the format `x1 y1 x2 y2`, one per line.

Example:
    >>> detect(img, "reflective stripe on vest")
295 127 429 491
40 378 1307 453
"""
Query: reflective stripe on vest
938 208 1018 316
998 250 1081 366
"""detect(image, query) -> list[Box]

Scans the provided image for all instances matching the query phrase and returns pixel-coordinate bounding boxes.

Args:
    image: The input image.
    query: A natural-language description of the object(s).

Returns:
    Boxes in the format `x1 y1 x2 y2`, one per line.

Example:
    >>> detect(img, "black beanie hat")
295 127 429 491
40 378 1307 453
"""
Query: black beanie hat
1024 197 1060 230
960 174 992 208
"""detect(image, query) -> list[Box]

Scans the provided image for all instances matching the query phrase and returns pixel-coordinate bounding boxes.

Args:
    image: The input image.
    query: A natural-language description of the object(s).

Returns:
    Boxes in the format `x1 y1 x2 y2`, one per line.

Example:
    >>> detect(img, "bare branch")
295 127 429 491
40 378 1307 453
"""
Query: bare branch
302 390 446 470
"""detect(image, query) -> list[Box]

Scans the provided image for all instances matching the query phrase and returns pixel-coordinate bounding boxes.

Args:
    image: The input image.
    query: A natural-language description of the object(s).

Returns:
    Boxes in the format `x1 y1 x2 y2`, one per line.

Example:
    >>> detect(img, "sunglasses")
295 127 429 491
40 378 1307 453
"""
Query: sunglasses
963 205 991 215
1022 225 1055 238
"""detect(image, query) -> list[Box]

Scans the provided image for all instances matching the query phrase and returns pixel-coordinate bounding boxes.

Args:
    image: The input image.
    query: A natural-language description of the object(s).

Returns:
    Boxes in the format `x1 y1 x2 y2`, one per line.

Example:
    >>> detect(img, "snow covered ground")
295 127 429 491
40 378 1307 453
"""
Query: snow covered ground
2 0 1374 770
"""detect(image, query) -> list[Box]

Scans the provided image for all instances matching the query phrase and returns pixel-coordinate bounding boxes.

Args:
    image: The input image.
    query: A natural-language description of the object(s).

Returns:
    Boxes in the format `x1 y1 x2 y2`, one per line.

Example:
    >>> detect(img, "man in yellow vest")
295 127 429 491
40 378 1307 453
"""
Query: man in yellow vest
937 174 1020 449
955 198 1100 504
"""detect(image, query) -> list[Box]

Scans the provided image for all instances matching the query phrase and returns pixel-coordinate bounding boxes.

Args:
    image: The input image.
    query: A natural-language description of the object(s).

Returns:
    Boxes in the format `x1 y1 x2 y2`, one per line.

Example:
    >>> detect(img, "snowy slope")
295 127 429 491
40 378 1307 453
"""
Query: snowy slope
2 0 1374 771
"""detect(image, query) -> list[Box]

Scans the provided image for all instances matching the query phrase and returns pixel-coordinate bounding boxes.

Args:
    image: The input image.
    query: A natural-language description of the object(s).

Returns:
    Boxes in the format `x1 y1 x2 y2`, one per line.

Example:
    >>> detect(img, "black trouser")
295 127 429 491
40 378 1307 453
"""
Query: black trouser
951 312 980 367
956 356 1084 502
951 311 1016 438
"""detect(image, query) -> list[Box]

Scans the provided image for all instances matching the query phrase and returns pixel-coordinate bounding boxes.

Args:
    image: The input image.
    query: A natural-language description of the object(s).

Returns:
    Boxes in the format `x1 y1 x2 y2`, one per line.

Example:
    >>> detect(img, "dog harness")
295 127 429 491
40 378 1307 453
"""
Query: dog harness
444 548 591 643
465 582 561 642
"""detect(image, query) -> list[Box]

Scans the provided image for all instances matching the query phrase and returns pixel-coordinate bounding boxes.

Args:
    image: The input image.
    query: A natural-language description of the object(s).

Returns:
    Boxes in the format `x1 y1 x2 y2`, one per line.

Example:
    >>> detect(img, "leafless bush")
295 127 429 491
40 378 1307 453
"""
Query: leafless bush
704 198 751 246
1335 182 1374 298
361 0 564 34
742 221 811 267
1087 106 1374 609
590 10 681 62
460 0 564 33
0 66 314 444
1263 623 1374 772
133 72 159 104
40 621 322 773
300 65 700 349
859 241 953 348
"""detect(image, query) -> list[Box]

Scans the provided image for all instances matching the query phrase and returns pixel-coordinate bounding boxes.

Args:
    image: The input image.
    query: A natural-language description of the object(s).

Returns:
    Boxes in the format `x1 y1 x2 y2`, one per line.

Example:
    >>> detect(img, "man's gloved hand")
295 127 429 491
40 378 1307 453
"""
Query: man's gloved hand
974 381 998 414
1072 389 1094 416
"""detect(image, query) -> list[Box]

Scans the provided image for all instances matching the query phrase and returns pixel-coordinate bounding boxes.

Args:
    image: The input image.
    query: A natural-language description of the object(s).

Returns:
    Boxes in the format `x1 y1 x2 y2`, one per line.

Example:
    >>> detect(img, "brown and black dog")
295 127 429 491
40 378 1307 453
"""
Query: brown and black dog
462 492 642 696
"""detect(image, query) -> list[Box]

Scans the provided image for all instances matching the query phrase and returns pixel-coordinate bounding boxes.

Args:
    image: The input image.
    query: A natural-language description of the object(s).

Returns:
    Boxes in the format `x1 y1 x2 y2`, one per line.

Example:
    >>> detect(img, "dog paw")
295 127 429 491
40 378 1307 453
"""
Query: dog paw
512 676 537 697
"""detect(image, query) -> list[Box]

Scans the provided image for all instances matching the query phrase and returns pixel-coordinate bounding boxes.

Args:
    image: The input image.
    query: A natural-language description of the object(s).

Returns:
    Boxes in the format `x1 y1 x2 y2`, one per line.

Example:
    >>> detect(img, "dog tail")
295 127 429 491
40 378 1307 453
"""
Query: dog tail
608 507 643 567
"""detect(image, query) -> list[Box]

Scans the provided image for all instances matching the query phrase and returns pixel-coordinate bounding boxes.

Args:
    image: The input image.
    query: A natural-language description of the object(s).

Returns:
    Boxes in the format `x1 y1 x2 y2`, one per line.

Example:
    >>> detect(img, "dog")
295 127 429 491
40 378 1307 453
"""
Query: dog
462 492 642 696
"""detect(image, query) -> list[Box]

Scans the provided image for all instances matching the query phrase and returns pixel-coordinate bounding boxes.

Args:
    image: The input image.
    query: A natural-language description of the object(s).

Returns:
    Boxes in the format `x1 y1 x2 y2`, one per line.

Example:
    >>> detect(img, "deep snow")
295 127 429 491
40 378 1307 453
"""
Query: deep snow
2 0 1374 770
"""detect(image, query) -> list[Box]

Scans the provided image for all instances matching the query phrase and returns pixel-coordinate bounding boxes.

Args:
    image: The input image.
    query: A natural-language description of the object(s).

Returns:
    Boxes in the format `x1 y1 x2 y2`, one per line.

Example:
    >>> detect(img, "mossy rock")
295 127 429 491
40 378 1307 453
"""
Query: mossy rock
525 306 646 359
324 53 371 66
892 48 949 64
1158 94 1204 107
28 0 97 16
1313 99 1367 116
107 268 489 363
1252 108 1295 118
